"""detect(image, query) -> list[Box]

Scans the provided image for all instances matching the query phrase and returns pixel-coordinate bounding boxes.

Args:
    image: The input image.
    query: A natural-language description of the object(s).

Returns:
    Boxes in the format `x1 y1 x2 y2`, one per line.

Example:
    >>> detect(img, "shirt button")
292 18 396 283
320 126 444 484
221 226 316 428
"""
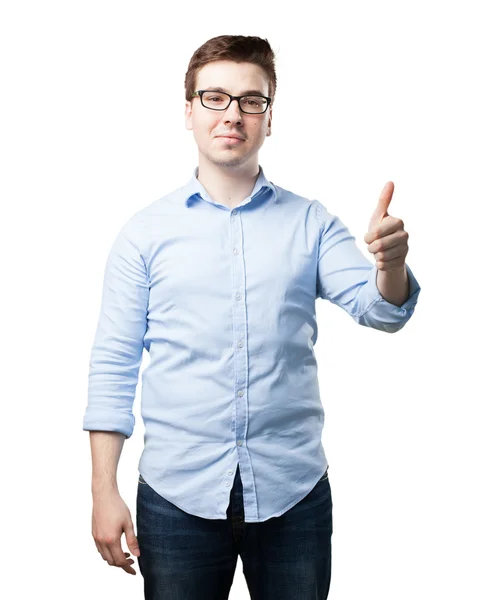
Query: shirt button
237 341 243 348
232 210 237 215
228 470 233 476
238 390 244 397
237 440 243 446
226 481 231 487
235 292 242 300
233 248 238 255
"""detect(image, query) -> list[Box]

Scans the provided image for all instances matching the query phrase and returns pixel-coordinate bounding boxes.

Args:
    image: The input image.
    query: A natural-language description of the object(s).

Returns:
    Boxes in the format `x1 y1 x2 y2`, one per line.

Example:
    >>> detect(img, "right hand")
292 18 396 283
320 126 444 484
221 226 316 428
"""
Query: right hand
92 491 141 575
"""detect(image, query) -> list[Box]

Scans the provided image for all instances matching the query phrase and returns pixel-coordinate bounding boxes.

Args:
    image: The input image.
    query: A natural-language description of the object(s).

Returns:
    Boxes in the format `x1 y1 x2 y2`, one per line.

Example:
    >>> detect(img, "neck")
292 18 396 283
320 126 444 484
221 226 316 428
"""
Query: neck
196 156 260 209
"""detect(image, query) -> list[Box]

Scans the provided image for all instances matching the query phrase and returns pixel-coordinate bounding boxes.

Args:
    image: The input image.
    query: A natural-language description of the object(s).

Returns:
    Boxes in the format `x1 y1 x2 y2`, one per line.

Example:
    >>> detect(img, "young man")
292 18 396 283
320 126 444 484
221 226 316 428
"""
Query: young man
83 35 421 600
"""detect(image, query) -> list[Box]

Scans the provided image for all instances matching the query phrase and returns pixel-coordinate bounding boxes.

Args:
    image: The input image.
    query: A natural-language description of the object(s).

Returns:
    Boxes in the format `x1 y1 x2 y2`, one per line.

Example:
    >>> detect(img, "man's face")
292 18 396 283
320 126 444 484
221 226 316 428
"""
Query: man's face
185 60 272 169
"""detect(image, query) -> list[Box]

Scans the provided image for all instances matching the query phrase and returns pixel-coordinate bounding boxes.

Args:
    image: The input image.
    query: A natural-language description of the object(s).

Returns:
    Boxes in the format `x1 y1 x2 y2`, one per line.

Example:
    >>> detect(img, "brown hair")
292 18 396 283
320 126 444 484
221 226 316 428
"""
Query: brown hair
184 35 277 107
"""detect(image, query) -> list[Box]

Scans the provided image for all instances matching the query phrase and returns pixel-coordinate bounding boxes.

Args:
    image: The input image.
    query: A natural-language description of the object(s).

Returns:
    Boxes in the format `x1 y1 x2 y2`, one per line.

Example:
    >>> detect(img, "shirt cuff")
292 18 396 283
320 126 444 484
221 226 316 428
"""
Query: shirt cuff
357 263 421 331
83 407 135 439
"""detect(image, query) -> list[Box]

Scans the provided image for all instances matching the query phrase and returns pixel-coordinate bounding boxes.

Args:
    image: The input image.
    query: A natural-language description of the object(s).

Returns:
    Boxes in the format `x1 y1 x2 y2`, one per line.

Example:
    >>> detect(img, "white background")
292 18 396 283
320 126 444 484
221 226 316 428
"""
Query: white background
1 0 478 598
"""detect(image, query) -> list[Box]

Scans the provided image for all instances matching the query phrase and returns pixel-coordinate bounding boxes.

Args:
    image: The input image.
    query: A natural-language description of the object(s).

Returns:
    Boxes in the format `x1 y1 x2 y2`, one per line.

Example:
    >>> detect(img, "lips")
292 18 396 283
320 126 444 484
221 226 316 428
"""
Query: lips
216 136 245 145
216 134 245 141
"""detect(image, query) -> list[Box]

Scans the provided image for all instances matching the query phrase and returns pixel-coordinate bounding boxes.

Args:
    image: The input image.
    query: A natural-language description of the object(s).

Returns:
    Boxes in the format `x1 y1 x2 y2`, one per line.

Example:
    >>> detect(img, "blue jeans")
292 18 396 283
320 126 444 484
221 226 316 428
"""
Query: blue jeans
136 464 332 599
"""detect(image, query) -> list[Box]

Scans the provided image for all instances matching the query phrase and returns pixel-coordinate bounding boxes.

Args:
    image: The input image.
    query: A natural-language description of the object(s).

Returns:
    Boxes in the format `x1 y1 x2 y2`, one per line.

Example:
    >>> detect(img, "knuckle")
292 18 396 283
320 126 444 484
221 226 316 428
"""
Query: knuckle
102 536 116 545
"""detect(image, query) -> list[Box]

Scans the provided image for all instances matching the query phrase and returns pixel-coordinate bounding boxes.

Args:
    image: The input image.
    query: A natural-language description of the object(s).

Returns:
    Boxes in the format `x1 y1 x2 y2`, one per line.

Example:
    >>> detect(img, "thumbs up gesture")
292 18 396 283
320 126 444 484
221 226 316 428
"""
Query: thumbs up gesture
363 181 409 272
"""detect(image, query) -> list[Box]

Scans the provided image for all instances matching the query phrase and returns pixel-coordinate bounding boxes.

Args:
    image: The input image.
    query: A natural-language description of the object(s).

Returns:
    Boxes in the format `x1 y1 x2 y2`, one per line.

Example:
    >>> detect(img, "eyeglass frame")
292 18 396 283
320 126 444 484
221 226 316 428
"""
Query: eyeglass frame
191 90 272 114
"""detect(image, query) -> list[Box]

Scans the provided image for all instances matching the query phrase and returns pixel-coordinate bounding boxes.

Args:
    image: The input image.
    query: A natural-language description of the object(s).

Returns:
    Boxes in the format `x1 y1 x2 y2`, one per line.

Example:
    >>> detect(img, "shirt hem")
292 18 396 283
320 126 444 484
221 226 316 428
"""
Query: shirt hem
138 464 329 523
138 472 227 520
243 465 329 523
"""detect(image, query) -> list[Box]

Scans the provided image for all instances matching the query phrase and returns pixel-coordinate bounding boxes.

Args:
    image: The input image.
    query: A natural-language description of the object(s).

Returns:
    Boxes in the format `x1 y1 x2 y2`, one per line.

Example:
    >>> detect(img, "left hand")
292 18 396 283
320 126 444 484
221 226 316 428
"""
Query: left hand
364 181 409 271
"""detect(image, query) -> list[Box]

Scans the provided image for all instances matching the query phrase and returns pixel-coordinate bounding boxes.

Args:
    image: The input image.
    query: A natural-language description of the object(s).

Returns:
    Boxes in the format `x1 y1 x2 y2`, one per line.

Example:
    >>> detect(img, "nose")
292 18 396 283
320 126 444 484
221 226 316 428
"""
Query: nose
223 98 242 123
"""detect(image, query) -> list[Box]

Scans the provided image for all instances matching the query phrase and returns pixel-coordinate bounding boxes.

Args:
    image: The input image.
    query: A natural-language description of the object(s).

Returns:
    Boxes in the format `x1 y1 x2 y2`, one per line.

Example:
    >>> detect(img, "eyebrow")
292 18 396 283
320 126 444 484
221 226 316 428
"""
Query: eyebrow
204 86 266 96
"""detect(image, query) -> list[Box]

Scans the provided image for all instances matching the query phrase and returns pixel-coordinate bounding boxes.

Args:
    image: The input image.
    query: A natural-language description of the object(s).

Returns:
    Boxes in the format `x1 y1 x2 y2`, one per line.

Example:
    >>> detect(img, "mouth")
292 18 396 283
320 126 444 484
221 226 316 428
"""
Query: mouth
216 136 245 144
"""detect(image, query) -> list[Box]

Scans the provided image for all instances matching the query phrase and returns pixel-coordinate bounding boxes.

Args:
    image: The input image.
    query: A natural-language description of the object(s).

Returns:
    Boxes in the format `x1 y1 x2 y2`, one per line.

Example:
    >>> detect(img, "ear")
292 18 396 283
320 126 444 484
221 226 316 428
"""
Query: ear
185 101 193 131
267 107 272 136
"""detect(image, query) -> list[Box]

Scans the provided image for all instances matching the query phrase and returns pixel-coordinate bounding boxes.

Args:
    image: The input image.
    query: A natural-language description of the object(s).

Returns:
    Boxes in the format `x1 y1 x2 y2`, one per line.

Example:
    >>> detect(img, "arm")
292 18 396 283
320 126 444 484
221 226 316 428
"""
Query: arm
315 201 421 333
89 429 141 575
376 266 409 307
83 222 148 575
90 431 125 496
83 223 149 439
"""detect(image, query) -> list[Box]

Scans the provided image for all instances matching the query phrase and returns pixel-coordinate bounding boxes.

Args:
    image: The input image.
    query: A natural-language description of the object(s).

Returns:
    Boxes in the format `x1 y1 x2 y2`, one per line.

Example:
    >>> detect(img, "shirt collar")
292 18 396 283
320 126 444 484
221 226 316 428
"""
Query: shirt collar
182 164 277 207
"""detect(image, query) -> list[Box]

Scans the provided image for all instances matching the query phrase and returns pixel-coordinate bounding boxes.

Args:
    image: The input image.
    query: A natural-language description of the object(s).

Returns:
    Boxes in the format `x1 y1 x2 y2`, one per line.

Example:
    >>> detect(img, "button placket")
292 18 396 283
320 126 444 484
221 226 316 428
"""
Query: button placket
230 207 248 505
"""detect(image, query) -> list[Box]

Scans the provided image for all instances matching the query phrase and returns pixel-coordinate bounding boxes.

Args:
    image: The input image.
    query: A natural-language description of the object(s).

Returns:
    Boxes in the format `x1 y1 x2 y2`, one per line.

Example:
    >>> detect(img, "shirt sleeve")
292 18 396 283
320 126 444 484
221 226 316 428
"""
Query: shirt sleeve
82 223 149 438
315 200 421 333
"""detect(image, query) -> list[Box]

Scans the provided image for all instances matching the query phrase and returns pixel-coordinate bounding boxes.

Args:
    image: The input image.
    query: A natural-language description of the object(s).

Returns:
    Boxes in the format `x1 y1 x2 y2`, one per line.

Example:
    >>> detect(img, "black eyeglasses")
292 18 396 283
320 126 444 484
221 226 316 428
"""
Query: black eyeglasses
192 90 271 114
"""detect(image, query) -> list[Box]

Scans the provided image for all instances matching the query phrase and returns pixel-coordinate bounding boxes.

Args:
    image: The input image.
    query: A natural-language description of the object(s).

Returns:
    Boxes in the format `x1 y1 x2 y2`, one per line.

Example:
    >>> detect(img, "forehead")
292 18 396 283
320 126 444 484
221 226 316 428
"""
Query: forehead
196 60 268 95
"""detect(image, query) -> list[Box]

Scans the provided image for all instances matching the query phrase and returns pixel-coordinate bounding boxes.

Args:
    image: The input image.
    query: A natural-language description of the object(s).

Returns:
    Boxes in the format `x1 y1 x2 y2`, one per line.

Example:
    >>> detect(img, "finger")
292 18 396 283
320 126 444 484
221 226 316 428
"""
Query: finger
121 561 136 575
121 551 135 569
119 555 136 575
375 181 394 223
378 181 394 211
109 540 132 570
367 230 408 253
374 243 408 262
365 215 403 243
109 541 137 575
368 181 394 231
97 542 115 566
124 520 141 557
376 256 406 271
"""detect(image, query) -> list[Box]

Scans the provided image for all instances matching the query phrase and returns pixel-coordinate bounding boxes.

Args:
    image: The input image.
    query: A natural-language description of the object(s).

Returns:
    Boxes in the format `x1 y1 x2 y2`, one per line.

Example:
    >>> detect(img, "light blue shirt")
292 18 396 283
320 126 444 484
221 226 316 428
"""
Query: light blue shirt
83 165 421 522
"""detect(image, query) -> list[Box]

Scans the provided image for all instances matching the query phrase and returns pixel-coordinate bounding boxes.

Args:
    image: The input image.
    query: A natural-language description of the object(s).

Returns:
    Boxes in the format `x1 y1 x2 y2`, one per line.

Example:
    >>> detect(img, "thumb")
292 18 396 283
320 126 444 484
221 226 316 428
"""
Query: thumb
368 181 394 232
125 520 141 557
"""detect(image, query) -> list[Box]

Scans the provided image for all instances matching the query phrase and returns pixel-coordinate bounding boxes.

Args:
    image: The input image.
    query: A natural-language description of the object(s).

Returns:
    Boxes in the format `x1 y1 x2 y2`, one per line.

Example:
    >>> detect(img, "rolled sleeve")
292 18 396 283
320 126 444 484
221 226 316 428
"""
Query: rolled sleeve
315 200 421 333
83 222 149 439
355 262 421 332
